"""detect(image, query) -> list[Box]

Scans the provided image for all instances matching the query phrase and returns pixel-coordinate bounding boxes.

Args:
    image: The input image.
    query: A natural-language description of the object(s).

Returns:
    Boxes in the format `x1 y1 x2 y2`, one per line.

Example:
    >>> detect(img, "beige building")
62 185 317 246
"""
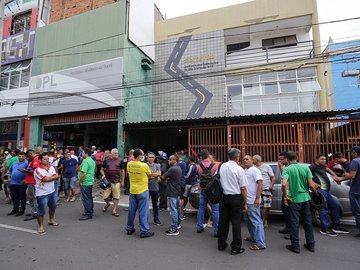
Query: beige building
152 0 328 121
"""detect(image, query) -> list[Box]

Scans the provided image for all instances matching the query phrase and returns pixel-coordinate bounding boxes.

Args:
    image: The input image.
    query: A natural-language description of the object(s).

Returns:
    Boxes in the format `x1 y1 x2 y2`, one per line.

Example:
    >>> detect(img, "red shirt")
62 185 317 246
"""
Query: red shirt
25 156 40 184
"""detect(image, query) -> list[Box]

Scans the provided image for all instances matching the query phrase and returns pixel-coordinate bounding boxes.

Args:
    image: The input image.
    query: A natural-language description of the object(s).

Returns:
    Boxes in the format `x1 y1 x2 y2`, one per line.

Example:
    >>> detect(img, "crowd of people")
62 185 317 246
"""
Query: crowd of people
1 145 360 255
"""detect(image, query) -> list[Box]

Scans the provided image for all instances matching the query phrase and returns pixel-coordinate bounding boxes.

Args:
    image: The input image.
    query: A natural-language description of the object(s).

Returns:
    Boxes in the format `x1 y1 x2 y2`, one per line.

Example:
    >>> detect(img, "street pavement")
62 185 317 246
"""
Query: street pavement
0 191 359 270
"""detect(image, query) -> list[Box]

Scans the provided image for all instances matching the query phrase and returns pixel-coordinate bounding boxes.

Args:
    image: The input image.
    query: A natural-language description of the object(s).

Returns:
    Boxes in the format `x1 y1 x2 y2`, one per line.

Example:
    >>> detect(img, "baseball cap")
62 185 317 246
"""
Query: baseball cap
347 146 360 155
91 145 96 149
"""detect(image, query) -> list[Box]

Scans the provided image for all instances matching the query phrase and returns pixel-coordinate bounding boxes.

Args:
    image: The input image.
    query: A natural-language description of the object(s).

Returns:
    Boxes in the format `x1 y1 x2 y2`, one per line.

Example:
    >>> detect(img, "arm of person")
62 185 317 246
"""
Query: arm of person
240 186 247 212
281 178 291 206
100 167 106 179
42 174 59 182
78 172 86 185
121 169 125 188
254 179 263 208
337 171 356 183
161 169 171 181
307 178 318 192
269 176 275 191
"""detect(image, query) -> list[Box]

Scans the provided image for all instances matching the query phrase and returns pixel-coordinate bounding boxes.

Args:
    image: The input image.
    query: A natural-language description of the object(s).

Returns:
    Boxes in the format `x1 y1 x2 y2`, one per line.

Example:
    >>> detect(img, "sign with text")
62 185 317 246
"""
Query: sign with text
29 57 123 116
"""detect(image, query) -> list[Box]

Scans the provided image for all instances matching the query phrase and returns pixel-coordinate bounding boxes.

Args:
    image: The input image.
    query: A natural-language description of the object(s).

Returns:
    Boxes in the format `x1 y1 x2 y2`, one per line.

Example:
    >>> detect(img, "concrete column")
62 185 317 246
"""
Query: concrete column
17 119 24 150
29 117 42 148
117 107 125 158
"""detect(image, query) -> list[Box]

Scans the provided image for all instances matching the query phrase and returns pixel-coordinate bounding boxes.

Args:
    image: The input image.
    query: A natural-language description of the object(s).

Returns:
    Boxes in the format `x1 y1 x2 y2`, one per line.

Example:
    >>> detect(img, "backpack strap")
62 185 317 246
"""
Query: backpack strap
199 161 215 172
216 163 222 176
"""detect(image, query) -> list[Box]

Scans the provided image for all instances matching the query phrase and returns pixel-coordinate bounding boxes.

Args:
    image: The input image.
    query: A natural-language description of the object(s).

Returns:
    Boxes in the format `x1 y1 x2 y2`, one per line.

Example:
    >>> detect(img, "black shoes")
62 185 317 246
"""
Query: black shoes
16 210 25 216
196 228 204 233
140 232 155 238
286 245 300 254
8 210 19 216
304 244 315 252
127 229 136 235
230 248 245 255
218 243 228 251
79 216 92 221
284 235 291 240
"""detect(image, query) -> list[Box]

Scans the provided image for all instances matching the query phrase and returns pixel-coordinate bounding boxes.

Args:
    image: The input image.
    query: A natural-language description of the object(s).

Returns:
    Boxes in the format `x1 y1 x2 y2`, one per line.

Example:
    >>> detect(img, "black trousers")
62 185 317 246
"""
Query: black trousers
281 197 291 229
10 184 27 212
218 194 243 251
159 182 167 209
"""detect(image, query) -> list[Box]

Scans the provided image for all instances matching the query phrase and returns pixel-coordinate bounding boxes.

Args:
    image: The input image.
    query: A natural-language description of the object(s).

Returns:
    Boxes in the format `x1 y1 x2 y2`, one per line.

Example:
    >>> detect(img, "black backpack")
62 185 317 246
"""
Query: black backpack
205 164 223 204
199 162 215 188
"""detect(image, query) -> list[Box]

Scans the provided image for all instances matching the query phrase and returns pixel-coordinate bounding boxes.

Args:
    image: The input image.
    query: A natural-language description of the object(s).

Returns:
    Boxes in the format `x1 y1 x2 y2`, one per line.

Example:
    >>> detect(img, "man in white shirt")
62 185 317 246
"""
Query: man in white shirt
34 153 59 234
218 148 248 255
253 155 275 228
243 155 266 250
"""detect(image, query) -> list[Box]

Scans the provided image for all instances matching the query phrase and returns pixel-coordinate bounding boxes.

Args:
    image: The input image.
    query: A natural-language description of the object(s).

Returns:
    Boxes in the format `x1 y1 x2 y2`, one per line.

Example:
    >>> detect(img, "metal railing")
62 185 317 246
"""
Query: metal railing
225 40 315 68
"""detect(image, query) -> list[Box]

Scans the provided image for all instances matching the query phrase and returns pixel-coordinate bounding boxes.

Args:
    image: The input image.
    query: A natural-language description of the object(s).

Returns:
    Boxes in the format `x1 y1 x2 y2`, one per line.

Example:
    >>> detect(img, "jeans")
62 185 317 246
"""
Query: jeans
281 196 291 230
64 176 77 190
288 201 315 249
168 196 181 231
159 182 167 209
26 184 38 216
10 184 27 212
218 194 243 251
54 180 58 202
196 191 219 233
36 192 57 216
127 190 150 233
244 204 266 248
349 192 360 232
80 185 93 217
318 189 341 230
149 190 160 223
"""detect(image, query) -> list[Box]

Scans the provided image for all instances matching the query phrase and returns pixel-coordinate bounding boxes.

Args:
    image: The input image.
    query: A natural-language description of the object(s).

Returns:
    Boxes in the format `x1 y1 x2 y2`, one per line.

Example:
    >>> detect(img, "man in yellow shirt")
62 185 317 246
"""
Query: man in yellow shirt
126 149 155 238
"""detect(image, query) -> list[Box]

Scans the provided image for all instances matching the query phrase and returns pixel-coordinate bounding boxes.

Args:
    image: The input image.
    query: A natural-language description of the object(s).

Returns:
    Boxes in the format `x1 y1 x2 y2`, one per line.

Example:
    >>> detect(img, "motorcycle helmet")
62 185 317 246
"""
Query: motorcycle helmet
332 164 345 177
310 191 325 209
99 177 111 190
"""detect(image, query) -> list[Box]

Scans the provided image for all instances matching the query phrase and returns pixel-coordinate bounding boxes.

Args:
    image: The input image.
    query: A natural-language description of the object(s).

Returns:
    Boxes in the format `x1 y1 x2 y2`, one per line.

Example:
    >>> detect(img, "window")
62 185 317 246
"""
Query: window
227 85 242 97
11 11 32 35
0 61 31 91
227 41 250 53
262 35 297 49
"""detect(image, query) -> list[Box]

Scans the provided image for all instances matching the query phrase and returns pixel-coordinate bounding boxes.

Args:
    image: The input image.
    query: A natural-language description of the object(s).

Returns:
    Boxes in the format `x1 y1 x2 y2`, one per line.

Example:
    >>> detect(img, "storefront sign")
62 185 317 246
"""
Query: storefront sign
28 57 123 116
1 30 35 65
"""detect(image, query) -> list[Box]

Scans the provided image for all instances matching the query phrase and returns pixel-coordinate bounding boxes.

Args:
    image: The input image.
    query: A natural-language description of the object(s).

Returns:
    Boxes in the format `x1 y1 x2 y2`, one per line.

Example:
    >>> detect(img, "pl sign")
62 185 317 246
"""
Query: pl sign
28 57 123 116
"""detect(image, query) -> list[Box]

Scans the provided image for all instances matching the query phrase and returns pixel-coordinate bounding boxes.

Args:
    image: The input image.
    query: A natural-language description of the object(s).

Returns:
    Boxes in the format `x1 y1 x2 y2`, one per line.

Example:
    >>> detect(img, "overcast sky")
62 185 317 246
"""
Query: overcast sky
154 0 360 46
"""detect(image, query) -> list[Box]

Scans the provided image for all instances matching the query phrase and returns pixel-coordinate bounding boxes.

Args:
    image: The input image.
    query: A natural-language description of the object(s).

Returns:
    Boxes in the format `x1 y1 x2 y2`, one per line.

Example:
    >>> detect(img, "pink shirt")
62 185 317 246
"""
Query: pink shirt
196 159 218 176
95 152 104 165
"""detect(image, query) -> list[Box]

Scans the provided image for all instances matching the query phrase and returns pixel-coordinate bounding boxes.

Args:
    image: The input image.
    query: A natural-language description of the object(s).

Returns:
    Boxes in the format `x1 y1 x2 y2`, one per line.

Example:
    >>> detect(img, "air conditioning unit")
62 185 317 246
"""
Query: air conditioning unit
141 58 152 70
342 70 360 77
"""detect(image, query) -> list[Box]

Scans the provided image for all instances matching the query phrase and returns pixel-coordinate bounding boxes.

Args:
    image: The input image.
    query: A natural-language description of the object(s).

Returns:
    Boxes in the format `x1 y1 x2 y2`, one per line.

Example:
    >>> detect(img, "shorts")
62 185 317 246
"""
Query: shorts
64 176 77 189
260 189 272 208
37 192 57 216
183 184 193 198
103 183 120 200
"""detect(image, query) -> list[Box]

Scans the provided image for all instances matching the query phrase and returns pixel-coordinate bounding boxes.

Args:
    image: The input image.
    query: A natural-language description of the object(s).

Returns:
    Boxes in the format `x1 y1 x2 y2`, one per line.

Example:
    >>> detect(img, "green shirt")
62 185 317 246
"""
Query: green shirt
78 157 96 186
5 156 19 169
282 163 312 203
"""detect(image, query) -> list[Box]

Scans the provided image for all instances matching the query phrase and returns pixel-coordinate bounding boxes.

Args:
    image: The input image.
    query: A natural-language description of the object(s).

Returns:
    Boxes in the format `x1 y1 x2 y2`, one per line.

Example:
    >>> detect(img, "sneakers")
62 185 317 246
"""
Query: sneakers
320 229 338 237
154 221 163 226
140 232 155 238
278 227 290 234
177 225 182 230
166 229 179 236
180 215 186 221
332 227 350 234
126 229 136 235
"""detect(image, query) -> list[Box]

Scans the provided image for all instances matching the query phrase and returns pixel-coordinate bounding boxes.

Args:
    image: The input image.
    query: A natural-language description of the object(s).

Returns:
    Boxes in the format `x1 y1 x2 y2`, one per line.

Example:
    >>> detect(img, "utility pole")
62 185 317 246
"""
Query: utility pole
0 0 4 66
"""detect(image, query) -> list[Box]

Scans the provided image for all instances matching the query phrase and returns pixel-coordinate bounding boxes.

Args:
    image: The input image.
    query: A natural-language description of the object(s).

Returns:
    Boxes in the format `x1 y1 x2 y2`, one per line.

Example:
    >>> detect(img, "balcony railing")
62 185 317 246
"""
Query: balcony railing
225 40 315 68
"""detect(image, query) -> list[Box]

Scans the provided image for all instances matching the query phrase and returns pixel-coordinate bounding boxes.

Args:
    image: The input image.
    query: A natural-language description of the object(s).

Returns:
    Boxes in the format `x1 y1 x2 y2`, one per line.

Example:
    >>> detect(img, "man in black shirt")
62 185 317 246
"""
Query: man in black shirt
161 155 182 236
309 154 349 236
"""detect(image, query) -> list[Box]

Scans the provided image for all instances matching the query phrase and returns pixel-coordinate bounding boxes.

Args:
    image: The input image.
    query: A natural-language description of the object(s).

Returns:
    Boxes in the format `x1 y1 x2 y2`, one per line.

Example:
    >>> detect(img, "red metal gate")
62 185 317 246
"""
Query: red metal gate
189 119 360 163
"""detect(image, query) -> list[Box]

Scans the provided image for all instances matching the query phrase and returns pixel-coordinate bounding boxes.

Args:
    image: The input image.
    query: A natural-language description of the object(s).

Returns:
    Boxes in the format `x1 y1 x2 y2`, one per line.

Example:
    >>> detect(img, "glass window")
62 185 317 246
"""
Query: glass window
226 76 242 85
0 76 9 91
261 98 280 114
297 67 316 78
299 94 318 112
298 79 321 92
21 70 30 87
243 99 261 115
11 11 32 34
279 80 298 93
279 70 296 80
243 84 260 96
243 74 259 84
262 82 279 95
280 96 299 113
227 85 242 97
260 72 277 82
229 99 243 116
10 71 20 89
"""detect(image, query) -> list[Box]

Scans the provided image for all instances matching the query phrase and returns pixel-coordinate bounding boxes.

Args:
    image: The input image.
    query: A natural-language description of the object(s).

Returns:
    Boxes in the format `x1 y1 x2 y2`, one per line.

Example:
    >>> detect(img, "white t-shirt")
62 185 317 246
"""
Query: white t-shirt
244 166 263 204
49 156 59 167
219 161 248 195
256 163 274 190
34 165 57 196
71 155 79 162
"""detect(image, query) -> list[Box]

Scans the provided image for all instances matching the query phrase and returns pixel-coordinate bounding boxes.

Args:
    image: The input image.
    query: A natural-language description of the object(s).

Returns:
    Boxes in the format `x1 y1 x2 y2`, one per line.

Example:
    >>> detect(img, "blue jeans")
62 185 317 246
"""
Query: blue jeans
36 192 57 216
54 180 58 202
244 204 266 248
127 190 150 234
196 191 219 233
288 201 315 249
349 192 360 232
318 189 341 230
149 190 160 223
80 185 93 217
168 196 181 231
